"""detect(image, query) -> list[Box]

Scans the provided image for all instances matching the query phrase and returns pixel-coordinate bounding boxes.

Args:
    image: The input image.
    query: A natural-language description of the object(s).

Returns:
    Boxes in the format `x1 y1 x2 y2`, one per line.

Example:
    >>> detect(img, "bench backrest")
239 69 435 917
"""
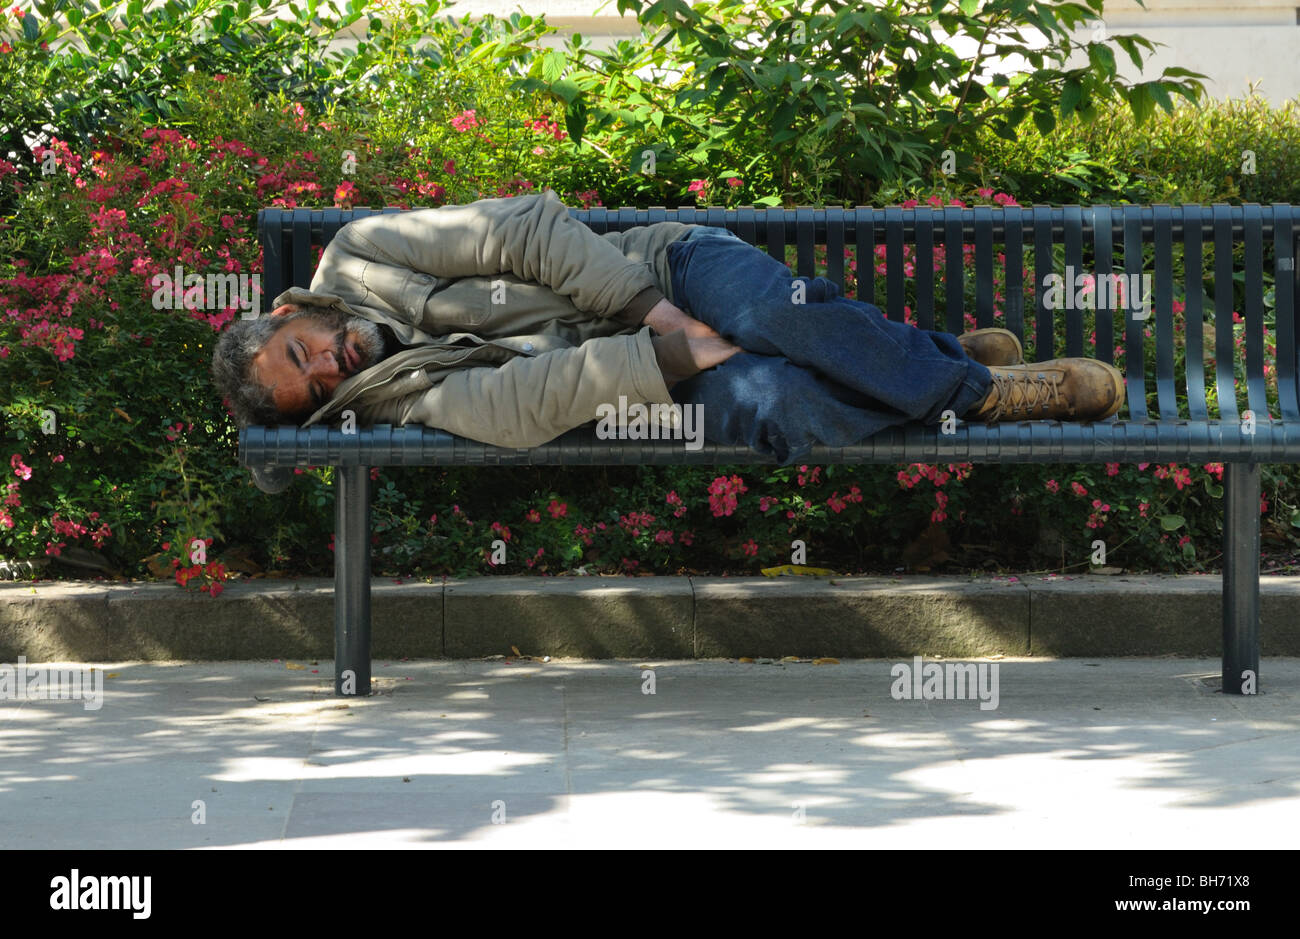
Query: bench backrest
260 203 1300 426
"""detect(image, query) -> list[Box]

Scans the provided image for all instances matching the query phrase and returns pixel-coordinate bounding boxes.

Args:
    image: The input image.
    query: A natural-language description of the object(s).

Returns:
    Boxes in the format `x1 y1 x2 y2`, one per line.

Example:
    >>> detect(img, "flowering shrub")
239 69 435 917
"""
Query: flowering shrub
1 6 1298 586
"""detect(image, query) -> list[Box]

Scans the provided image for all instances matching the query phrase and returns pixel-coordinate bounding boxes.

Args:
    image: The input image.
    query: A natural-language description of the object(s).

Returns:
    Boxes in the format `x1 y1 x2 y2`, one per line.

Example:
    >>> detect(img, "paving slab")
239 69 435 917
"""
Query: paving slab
1 658 1297 848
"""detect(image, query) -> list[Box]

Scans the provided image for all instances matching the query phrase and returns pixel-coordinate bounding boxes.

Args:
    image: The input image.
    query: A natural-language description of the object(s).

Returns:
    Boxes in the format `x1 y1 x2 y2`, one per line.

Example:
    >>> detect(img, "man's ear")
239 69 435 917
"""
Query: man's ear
269 303 300 317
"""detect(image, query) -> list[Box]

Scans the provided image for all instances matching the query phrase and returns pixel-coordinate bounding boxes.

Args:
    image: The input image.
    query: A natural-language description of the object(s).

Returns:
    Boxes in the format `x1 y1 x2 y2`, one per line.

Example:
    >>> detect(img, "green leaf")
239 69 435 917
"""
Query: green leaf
564 98 587 145
959 0 979 14
1146 81 1174 114
551 79 580 105
22 11 40 41
1127 84 1153 123
541 47 565 83
1159 514 1185 531
1059 78 1082 116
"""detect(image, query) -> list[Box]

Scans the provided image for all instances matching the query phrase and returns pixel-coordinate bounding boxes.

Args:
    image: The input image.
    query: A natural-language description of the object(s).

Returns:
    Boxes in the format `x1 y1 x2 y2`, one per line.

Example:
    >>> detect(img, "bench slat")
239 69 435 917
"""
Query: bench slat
974 206 995 329
944 207 964 335
1154 205 1178 420
1063 205 1084 357
1033 209 1054 362
1273 204 1299 420
1243 204 1269 421
1123 207 1149 422
885 206 905 322
1183 206 1211 420
241 420 1300 468
1213 205 1239 422
915 211 935 332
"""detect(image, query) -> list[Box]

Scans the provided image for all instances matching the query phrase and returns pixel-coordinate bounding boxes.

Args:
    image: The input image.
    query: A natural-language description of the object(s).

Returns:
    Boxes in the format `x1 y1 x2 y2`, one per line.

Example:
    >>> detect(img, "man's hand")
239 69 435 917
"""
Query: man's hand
686 334 743 371
644 297 722 340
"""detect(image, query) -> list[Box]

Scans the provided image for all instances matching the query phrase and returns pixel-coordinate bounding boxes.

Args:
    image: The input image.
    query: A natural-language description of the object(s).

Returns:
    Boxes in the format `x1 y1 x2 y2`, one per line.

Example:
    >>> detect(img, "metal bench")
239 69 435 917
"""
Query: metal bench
243 203 1300 696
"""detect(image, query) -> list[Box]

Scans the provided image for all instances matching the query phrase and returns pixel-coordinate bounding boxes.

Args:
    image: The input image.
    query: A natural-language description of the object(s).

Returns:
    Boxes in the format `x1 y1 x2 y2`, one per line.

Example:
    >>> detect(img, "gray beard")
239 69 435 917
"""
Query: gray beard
348 315 385 368
304 307 387 371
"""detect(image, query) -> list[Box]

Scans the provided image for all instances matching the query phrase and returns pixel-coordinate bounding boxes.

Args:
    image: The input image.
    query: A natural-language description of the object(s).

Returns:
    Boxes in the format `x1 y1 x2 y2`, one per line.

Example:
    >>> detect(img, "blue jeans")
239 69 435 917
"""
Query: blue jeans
665 226 992 465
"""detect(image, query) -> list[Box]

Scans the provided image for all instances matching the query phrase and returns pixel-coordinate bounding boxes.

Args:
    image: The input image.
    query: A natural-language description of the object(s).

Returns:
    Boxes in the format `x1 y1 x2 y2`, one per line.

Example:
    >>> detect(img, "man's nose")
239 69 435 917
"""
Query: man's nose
307 348 344 384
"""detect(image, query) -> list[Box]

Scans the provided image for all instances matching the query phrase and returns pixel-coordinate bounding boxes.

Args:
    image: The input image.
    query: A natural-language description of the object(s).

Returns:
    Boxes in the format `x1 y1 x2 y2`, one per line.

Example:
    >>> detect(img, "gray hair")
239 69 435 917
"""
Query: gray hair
211 312 307 427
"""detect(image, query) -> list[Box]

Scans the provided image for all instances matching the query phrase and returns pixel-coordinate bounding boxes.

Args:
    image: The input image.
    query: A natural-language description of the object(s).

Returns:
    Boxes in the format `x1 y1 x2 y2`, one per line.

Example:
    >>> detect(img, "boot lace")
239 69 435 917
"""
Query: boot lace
987 370 1063 421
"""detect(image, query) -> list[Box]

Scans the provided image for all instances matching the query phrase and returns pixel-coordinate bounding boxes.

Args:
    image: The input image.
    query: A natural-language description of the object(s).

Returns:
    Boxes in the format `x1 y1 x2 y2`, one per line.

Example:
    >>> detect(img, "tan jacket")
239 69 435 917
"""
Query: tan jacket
271 189 700 447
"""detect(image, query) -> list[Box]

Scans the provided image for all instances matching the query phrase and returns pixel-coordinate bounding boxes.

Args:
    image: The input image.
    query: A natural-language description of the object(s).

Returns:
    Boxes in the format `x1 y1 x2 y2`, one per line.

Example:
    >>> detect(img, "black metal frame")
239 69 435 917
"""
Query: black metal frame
244 203 1300 696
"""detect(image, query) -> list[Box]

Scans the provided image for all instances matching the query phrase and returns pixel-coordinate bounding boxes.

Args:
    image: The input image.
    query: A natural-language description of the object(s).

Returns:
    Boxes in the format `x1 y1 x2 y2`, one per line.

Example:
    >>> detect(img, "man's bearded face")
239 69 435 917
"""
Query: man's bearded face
251 304 385 420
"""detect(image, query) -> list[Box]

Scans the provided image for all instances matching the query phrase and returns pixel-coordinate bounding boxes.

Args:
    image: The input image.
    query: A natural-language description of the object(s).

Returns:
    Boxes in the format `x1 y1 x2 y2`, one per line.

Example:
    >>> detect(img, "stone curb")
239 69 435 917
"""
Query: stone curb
2 574 1299 661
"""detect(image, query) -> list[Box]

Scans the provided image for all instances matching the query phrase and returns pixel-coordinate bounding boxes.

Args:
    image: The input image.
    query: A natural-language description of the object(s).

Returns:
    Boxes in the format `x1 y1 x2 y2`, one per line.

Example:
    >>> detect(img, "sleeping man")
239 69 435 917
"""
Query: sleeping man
212 189 1123 476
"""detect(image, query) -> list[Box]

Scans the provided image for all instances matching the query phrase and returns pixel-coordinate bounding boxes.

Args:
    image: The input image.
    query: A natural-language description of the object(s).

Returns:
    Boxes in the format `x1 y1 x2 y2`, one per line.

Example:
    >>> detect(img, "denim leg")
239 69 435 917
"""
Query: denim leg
667 227 990 424
670 351 904 465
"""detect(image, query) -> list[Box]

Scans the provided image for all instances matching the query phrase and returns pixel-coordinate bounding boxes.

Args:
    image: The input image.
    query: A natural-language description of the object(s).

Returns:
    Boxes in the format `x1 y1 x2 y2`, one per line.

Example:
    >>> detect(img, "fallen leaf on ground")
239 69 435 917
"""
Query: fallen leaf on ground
761 564 838 577
738 657 754 663
286 662 306 670
812 657 840 665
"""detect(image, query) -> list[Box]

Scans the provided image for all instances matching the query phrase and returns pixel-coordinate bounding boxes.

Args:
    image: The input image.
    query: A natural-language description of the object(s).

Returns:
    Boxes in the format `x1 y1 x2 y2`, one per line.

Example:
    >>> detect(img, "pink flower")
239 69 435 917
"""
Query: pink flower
1045 479 1059 493
740 539 758 557
1105 463 1120 476
450 110 481 132
10 454 31 480
1070 482 1087 496
726 177 742 187
707 474 748 517
547 500 567 519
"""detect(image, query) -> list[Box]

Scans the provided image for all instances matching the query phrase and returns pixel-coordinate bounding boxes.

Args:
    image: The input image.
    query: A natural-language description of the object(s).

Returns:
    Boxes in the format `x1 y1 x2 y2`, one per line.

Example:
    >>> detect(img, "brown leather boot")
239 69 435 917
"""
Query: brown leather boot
957 328 1023 366
966 359 1126 422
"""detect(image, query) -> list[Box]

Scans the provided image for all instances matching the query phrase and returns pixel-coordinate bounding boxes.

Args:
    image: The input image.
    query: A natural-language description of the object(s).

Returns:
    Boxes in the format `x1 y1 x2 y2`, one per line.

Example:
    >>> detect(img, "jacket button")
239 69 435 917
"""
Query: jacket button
522 342 534 352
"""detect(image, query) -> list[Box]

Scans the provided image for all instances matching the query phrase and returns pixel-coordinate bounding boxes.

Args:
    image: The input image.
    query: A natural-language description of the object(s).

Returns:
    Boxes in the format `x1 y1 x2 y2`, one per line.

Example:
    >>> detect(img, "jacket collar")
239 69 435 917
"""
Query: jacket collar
271 286 355 315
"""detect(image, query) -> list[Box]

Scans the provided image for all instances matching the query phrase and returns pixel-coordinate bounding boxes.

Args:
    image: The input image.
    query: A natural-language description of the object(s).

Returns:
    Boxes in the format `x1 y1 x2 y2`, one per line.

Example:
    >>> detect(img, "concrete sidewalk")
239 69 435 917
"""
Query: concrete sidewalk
1 658 1297 848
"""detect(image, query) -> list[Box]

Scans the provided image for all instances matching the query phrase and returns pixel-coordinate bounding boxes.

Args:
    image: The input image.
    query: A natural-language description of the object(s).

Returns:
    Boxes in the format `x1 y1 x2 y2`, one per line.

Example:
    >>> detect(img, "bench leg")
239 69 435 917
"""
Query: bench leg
334 465 373 696
1222 462 1261 695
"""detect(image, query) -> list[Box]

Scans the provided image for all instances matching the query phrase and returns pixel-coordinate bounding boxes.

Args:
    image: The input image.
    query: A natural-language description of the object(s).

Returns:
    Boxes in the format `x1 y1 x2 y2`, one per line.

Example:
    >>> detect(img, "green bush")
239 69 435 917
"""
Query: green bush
516 0 1205 206
972 91 1300 205
2 0 1297 590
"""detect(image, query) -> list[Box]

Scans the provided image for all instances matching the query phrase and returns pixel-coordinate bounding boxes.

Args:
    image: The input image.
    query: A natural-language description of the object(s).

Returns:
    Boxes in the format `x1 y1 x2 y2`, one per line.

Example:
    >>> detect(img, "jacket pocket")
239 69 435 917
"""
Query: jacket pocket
423 279 491 331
